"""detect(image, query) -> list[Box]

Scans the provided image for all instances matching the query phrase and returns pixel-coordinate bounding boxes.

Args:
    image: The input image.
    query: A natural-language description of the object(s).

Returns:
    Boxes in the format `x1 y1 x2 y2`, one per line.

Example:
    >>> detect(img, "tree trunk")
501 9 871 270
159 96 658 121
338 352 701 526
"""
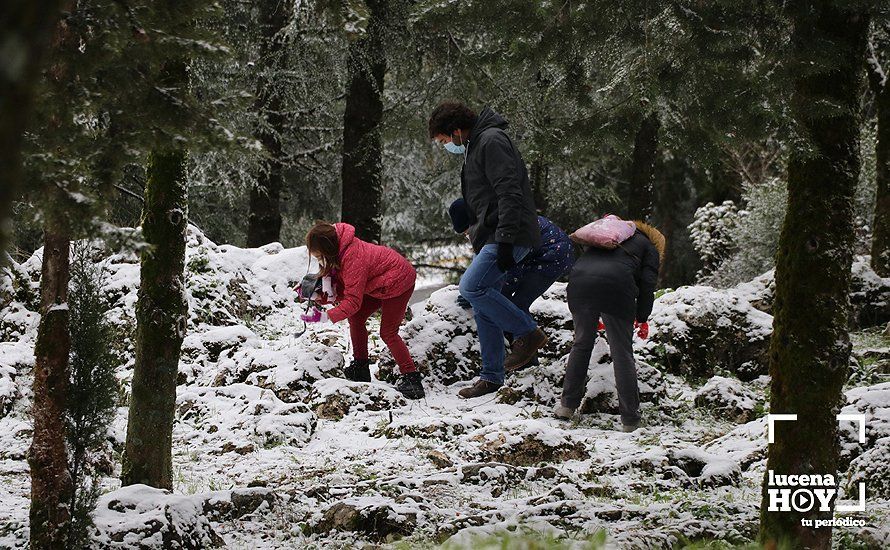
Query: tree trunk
626 111 660 221
28 208 73 549
530 160 549 215
246 0 294 247
340 0 388 243
121 148 188 489
0 1 65 263
868 42 890 276
758 4 868 549
652 156 698 288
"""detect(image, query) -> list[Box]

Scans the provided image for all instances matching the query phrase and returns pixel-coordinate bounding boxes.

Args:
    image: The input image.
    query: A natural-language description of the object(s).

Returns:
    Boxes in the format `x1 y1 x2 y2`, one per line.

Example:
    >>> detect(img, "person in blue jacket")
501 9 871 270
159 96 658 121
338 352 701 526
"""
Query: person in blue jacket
450 198 575 368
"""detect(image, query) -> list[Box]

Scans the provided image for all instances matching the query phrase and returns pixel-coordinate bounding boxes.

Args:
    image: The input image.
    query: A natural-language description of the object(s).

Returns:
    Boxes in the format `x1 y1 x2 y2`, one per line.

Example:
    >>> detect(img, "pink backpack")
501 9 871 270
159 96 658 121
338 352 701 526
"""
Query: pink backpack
570 214 637 249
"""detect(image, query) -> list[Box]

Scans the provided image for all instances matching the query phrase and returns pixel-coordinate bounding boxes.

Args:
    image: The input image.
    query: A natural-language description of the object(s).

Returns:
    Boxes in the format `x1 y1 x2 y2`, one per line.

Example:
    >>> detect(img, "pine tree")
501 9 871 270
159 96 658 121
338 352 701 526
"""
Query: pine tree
0 1 65 264
341 0 390 243
66 242 118 547
188 0 347 245
121 146 189 489
121 48 194 491
627 111 660 220
868 24 890 276
758 2 869 548
28 194 74 550
246 0 296 247
16 0 229 499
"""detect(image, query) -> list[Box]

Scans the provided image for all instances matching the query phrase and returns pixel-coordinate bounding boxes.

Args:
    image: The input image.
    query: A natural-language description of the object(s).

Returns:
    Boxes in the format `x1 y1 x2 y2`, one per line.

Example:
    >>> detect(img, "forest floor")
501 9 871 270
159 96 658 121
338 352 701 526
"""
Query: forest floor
0 227 888 549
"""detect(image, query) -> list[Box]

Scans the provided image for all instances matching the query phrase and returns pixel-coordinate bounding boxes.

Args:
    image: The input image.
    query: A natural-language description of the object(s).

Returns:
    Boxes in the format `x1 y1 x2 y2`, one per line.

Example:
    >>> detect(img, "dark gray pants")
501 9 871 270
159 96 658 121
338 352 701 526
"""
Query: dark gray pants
560 307 641 426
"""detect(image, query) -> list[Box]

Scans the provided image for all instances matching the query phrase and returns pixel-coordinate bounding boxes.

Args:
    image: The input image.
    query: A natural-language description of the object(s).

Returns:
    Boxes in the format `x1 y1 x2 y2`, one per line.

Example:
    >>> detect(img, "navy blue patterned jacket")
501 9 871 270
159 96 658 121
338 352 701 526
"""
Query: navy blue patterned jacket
503 216 574 288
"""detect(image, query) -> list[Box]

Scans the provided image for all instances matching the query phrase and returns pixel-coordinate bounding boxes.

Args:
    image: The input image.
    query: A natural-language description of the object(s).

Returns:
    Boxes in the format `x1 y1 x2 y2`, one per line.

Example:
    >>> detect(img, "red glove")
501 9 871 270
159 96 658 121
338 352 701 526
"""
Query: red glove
635 321 649 339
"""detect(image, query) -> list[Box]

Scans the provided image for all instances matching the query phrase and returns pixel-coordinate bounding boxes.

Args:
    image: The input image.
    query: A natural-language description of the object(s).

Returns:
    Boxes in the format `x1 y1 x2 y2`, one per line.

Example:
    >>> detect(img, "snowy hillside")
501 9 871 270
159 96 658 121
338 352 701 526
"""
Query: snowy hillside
1 227 888 548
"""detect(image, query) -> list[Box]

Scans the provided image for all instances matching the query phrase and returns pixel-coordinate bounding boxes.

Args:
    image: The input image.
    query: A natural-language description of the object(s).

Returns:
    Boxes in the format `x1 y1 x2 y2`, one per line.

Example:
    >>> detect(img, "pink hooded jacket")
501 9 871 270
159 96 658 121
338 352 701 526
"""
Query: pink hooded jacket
326 223 417 323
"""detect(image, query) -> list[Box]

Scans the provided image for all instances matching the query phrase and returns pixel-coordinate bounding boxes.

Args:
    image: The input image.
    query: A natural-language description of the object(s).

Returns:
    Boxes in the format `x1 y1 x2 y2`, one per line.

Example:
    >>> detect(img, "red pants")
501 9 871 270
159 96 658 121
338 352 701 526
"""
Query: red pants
348 287 416 374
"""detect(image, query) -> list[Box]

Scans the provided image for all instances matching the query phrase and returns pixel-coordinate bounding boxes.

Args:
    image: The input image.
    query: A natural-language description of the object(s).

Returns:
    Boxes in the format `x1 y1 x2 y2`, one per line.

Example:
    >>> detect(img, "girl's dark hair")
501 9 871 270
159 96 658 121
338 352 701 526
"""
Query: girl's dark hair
305 221 340 277
428 101 477 138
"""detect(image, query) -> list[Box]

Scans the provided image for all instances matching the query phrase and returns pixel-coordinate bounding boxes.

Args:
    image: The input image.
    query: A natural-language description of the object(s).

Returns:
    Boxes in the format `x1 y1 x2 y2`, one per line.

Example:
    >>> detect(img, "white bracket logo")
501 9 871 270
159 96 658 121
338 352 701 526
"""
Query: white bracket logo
767 413 866 513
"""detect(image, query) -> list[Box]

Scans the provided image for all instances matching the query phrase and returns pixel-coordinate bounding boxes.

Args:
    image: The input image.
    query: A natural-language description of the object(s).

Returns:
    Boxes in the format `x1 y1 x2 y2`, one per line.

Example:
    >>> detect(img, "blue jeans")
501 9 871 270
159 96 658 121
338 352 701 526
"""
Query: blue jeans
459 244 538 385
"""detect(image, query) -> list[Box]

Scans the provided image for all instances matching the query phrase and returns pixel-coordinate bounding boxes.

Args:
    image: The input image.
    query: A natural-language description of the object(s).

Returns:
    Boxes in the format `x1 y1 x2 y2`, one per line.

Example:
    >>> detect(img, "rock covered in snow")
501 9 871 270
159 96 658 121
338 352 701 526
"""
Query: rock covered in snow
308 497 418 541
92 485 275 549
527 282 575 360
739 259 890 329
182 325 260 364
578 355 665 415
839 382 890 470
594 446 742 489
693 375 761 423
211 340 344 402
92 485 224 549
642 285 773 381
307 378 405 420
377 286 480 384
378 283 575 385
372 415 481 440
846 437 890 500
462 420 588 466
175 384 316 453
0 260 40 343
701 417 768 471
182 227 309 326
496 360 566 407
0 362 18 419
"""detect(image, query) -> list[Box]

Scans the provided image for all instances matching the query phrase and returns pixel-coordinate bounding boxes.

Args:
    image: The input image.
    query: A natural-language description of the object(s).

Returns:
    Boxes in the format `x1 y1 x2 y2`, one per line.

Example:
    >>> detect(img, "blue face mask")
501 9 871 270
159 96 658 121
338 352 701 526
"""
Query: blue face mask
444 132 466 155
444 141 466 155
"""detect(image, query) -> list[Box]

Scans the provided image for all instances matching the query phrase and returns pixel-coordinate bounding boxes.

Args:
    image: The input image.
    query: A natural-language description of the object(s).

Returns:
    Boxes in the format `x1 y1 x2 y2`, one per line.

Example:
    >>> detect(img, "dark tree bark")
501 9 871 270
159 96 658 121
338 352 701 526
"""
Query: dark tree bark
121 147 188 489
246 0 294 247
0 1 65 263
28 205 73 549
530 160 550 215
759 4 868 549
652 156 699 288
340 0 388 243
868 38 890 276
626 111 660 221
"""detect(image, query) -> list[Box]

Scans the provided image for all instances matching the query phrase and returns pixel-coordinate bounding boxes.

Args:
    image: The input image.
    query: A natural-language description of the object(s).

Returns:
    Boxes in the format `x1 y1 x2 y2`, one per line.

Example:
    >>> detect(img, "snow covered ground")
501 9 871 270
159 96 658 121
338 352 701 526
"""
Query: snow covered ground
1 227 888 549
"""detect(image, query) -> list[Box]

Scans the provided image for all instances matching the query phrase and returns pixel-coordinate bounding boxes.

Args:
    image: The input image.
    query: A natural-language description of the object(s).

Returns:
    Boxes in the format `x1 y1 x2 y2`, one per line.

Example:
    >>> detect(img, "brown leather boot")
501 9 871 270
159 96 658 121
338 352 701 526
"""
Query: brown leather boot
504 328 547 372
457 379 502 399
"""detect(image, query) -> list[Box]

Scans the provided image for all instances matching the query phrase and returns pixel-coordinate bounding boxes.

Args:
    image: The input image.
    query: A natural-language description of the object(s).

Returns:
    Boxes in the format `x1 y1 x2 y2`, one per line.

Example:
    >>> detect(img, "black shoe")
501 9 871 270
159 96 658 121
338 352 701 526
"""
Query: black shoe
395 371 425 400
458 379 502 399
344 358 371 382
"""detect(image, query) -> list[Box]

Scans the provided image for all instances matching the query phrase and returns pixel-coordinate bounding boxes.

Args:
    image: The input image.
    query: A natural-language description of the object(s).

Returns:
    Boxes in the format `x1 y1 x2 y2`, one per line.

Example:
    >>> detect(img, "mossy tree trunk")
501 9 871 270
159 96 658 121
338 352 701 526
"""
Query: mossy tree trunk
627 111 660 221
758 4 868 549
340 0 388 243
121 148 188 489
28 201 73 549
0 1 65 263
868 36 890 276
246 0 294 247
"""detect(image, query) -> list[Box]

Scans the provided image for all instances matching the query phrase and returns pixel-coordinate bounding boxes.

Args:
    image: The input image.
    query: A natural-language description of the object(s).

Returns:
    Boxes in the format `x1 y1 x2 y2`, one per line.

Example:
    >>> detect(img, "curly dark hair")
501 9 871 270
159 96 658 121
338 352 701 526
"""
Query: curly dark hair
428 101 477 139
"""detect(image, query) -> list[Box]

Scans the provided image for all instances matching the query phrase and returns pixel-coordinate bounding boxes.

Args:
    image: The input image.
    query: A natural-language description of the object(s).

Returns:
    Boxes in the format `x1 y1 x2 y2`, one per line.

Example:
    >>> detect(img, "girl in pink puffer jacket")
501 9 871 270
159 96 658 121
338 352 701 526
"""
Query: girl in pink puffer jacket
300 221 424 399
